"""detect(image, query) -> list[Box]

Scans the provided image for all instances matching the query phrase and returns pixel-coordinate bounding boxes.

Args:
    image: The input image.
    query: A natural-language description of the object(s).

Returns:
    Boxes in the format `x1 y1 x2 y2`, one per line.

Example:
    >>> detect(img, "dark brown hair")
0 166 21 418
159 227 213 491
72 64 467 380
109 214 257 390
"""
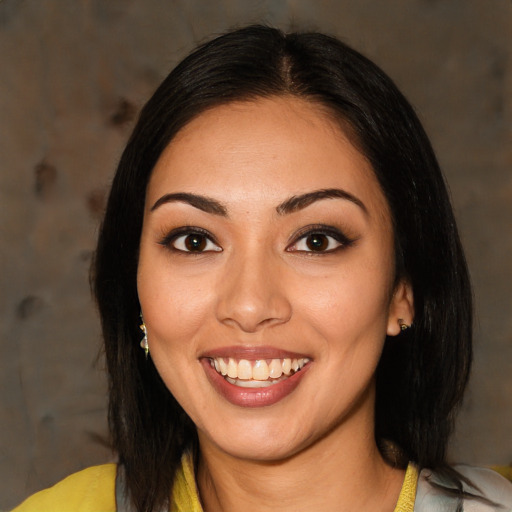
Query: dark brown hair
93 25 472 511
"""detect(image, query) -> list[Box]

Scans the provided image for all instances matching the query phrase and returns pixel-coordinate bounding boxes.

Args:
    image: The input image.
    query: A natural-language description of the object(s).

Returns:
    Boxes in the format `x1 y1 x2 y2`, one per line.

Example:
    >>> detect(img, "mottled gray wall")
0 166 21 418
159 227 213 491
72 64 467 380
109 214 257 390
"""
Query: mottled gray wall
1 0 511 508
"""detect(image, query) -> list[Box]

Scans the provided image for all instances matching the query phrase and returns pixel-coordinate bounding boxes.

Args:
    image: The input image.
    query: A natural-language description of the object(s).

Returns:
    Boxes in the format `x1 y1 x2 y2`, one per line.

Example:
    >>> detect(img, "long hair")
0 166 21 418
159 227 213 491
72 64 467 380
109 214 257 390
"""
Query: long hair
93 25 472 511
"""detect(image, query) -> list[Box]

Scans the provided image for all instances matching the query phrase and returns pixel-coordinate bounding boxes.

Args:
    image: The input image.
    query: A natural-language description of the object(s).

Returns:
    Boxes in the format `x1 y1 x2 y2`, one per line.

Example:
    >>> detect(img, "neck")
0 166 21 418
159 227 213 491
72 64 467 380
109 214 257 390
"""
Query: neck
196 394 405 512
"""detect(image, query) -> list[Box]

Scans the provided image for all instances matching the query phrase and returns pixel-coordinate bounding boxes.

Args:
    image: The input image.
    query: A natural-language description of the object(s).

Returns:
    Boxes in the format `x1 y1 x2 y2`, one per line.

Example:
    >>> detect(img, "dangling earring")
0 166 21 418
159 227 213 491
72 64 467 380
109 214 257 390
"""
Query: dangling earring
139 313 149 359
398 318 411 332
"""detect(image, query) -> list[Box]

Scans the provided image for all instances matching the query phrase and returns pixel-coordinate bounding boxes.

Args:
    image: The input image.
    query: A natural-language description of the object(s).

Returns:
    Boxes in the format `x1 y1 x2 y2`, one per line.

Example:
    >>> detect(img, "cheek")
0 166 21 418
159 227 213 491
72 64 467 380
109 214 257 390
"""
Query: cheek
137 240 196 339
294 263 393 335
137 264 215 413
138 269 214 350
292 269 393 396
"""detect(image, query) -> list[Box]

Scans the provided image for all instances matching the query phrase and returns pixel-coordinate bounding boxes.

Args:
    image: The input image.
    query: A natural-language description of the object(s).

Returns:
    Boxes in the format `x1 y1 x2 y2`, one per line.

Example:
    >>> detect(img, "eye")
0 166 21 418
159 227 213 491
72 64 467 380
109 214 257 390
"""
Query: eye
287 226 354 254
172 233 221 252
159 228 222 253
291 233 341 252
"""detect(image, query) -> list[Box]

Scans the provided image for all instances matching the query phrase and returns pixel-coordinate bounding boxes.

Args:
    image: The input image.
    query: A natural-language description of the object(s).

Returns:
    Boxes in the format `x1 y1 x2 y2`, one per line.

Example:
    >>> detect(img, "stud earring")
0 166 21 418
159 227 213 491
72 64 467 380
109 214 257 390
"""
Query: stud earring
139 313 149 359
398 318 411 332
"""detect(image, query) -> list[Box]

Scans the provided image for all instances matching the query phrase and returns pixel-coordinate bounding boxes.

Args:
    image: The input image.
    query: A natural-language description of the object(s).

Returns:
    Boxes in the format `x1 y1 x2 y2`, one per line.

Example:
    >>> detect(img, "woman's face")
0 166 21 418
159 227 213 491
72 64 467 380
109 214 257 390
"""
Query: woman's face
137 96 412 461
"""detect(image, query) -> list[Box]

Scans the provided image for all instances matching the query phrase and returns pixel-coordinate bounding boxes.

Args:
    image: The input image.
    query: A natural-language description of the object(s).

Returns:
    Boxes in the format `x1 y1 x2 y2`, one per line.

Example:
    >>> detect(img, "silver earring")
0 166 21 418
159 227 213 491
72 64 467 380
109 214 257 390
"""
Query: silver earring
139 313 149 359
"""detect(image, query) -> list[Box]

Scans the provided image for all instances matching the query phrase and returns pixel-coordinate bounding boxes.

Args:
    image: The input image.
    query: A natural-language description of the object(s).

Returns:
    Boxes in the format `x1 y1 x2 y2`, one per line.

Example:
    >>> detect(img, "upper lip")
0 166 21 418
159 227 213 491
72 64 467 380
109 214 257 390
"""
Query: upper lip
199 345 311 360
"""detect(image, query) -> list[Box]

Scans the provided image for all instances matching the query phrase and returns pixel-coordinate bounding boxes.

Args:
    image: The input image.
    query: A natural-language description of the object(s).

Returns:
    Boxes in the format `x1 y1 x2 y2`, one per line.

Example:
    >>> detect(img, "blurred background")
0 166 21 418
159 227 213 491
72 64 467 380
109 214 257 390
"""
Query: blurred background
1 0 511 508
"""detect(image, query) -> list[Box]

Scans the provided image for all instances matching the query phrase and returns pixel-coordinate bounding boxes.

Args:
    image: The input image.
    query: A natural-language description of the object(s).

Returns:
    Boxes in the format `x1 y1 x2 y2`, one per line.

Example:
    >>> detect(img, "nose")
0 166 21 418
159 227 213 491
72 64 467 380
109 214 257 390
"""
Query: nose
215 251 292 333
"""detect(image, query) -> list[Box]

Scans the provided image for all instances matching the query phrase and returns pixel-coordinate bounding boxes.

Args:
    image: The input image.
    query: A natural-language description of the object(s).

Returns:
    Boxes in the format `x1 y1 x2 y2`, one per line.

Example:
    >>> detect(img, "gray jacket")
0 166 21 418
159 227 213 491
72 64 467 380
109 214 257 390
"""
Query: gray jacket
414 465 512 511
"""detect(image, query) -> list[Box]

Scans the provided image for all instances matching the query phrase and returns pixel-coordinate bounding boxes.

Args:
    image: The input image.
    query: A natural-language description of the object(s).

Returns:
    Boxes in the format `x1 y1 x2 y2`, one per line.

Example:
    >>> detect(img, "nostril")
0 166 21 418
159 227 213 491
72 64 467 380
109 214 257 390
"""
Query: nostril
214 259 292 331
218 312 291 333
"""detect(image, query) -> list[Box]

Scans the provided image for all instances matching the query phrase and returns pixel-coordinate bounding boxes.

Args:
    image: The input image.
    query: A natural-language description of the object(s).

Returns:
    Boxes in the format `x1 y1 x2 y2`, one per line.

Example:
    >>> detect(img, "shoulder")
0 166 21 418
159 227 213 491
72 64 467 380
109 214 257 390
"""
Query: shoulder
415 465 512 512
11 463 117 512
455 465 512 511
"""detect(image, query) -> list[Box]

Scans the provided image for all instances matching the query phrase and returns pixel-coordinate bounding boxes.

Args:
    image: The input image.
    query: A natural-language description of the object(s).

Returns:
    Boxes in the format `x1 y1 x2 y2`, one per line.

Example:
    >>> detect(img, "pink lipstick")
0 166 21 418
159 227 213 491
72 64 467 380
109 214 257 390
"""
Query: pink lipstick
200 346 311 408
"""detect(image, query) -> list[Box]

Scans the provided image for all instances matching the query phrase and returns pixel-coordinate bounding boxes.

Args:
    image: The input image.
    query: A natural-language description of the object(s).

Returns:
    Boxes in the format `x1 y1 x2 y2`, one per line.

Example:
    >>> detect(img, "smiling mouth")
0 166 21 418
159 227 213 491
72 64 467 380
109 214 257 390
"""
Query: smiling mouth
208 357 311 388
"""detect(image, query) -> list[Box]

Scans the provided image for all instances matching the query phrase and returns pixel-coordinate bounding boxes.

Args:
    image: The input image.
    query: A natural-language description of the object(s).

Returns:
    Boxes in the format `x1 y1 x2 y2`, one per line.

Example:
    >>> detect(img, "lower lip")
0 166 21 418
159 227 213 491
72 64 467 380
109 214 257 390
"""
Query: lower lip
201 358 310 408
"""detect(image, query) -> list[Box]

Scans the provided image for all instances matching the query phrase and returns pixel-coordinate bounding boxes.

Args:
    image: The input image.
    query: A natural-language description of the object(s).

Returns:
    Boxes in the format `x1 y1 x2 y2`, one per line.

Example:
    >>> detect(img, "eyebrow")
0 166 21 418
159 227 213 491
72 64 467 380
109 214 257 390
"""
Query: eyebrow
150 187 367 217
276 188 367 215
150 192 228 216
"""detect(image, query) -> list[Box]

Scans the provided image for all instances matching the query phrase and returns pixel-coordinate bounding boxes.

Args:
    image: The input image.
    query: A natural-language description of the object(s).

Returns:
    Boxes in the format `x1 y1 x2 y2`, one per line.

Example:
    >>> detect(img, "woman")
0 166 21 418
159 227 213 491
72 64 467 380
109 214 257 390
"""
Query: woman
14 25 512 512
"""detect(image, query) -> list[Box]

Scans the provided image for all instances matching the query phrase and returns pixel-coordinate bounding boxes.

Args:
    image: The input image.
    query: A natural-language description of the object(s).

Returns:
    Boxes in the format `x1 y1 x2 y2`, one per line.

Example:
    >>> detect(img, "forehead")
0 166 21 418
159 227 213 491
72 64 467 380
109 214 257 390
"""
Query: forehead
147 96 390 221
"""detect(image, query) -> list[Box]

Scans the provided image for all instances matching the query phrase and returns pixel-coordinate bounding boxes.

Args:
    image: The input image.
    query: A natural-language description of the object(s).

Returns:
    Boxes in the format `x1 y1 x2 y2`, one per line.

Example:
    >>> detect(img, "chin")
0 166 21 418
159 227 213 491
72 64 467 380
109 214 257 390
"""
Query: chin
197 413 316 463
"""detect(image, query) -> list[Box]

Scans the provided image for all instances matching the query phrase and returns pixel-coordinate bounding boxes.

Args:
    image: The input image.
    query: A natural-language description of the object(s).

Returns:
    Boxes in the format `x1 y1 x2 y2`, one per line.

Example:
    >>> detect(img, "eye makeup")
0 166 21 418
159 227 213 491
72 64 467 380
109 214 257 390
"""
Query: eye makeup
156 221 358 258
157 226 221 254
286 224 358 255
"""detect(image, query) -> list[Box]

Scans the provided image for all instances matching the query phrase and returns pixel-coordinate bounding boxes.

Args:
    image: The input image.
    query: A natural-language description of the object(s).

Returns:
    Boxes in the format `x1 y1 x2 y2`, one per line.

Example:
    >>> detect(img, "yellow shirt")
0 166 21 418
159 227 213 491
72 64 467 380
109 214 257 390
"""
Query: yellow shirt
12 463 117 512
13 454 418 512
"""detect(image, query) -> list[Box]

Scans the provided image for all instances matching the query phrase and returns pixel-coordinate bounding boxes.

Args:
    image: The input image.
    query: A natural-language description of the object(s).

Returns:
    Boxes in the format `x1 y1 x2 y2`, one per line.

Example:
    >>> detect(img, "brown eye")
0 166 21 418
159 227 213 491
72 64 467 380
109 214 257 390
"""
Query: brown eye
166 230 222 253
287 226 350 254
306 234 329 251
184 234 207 251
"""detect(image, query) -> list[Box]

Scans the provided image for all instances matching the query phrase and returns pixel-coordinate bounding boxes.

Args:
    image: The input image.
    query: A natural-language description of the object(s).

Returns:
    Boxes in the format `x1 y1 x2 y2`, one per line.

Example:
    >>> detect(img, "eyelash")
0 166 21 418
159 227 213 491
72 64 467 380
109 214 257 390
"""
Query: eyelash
158 226 221 254
286 224 356 254
158 224 356 255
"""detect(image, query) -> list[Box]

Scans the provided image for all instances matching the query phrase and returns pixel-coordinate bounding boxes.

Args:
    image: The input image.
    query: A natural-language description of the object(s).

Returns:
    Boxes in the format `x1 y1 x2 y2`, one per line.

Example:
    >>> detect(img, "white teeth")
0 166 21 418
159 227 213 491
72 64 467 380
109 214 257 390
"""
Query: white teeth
218 358 228 375
226 375 286 388
237 359 252 380
252 360 270 380
210 356 310 384
268 359 283 379
282 358 292 375
227 358 238 378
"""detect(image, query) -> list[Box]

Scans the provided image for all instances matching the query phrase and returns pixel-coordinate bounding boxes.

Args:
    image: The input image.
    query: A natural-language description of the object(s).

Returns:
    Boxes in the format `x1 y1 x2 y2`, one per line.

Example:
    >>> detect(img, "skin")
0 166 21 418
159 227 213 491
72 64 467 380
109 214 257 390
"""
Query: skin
137 96 414 512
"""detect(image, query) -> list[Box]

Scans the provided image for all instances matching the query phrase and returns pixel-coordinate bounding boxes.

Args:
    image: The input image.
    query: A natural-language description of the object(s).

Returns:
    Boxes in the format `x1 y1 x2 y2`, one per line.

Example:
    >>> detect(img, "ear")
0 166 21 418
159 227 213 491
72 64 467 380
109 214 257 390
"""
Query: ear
387 279 414 336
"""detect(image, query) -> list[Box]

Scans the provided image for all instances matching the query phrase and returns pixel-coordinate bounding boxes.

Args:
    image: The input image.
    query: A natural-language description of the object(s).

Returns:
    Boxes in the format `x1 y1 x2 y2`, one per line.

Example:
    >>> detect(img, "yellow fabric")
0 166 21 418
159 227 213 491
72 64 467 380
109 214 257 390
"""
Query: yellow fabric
12 463 117 512
491 465 512 482
173 454 418 512
170 451 203 512
394 463 419 512
12 455 417 512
